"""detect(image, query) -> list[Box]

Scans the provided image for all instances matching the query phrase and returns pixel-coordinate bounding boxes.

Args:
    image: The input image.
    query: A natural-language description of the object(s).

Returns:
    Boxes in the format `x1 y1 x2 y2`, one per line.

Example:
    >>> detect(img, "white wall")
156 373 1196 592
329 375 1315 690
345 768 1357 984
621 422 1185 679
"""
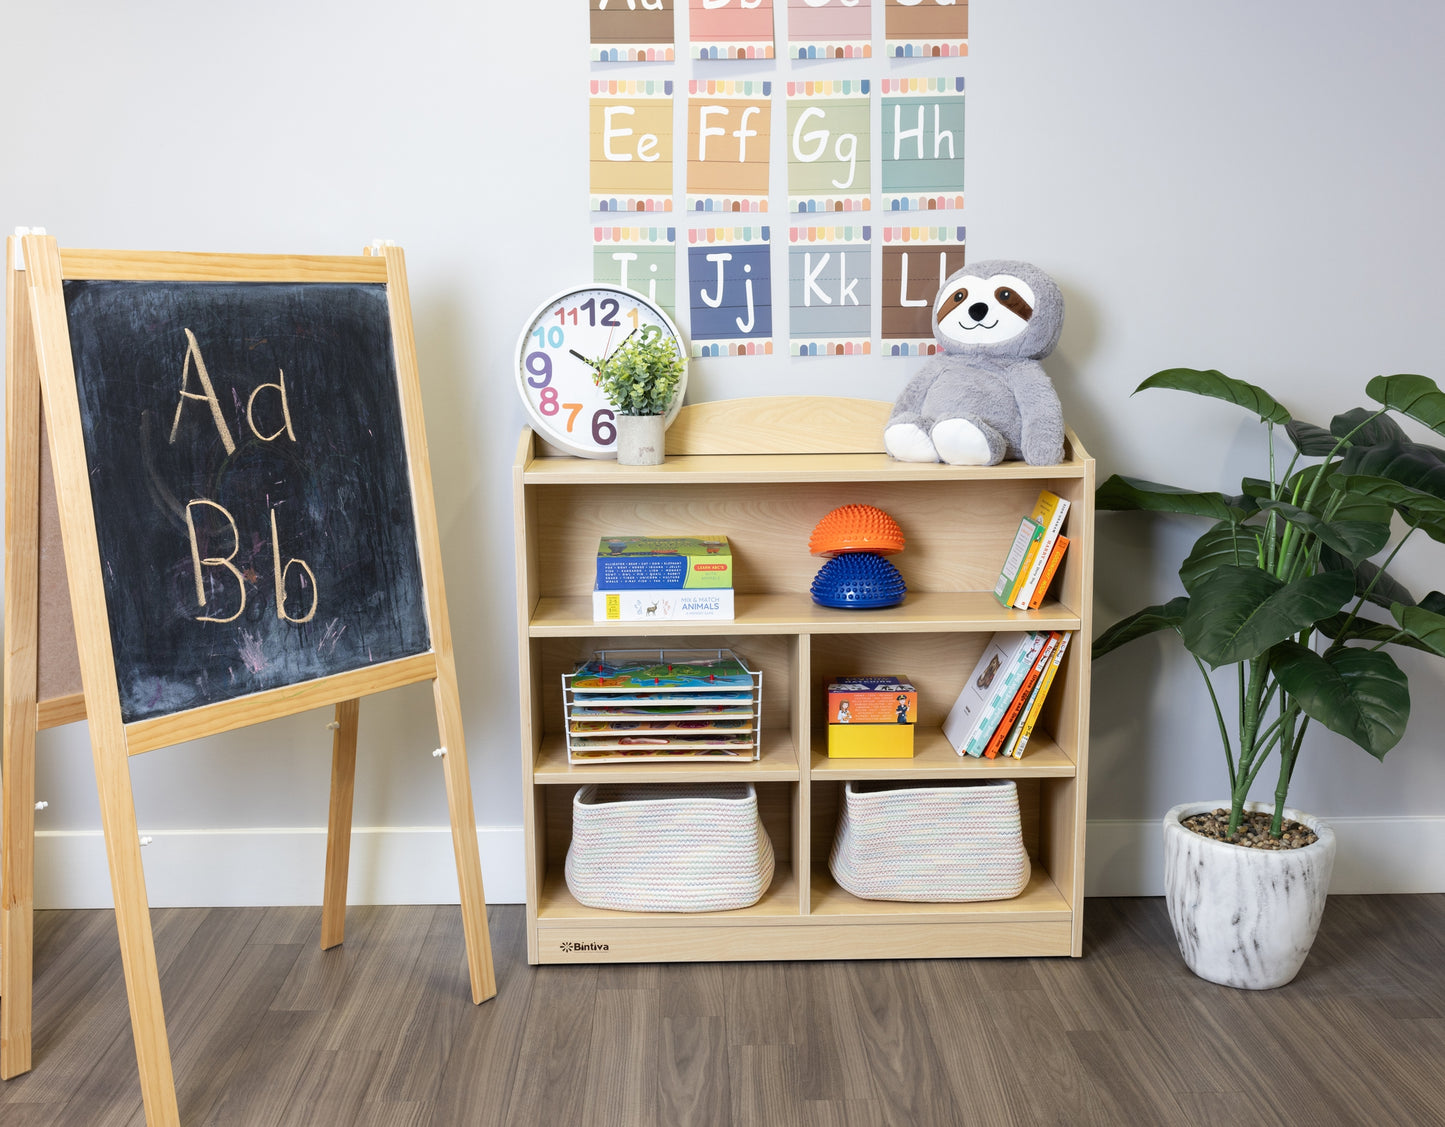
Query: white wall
3 0 1444 906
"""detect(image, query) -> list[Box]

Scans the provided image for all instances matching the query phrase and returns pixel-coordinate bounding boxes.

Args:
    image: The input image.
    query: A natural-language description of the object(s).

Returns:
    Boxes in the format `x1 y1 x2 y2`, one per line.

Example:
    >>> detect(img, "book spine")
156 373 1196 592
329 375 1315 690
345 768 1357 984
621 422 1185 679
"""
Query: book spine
1012 632 1071 758
963 632 1045 757
982 633 1059 759
994 519 1042 607
1026 535 1070 610
1013 494 1070 608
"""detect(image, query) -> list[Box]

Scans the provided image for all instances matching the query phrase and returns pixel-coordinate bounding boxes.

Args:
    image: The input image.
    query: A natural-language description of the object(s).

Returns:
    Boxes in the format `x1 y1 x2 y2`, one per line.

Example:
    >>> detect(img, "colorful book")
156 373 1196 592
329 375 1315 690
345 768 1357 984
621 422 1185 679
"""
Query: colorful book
595 535 733 589
942 631 1045 757
593 587 735 621
993 518 1043 608
1013 491 1070 608
1006 631 1071 759
1025 534 1070 610
981 632 1061 759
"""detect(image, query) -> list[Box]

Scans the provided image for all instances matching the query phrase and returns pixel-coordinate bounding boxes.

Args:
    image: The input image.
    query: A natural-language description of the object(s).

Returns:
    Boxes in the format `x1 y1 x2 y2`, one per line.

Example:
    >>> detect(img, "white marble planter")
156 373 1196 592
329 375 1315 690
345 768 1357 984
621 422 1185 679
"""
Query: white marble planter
1163 801 1336 989
614 413 666 466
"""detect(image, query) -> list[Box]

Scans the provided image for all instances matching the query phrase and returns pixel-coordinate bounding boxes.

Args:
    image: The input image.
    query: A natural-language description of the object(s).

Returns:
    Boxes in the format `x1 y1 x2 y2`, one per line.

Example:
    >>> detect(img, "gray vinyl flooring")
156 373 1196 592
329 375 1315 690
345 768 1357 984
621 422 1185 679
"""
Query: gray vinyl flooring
3 896 1444 1125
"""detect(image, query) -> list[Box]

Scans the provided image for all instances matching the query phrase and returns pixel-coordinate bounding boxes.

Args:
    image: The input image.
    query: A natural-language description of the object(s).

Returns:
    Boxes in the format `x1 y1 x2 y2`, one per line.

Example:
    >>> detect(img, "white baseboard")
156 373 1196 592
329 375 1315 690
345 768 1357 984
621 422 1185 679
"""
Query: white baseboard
34 825 527 910
1086 815 1445 897
25 816 1445 909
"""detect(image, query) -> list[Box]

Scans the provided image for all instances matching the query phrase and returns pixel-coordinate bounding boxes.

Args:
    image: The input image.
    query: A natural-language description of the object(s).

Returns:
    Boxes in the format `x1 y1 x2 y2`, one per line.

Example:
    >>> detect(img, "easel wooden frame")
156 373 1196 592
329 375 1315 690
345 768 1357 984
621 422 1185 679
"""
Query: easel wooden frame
0 235 495 1123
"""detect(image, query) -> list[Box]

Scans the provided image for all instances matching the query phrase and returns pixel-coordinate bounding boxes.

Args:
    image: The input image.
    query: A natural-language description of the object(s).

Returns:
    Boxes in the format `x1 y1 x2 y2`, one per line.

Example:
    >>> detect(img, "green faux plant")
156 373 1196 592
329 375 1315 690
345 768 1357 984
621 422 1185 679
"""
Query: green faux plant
591 331 685 417
1093 369 1445 840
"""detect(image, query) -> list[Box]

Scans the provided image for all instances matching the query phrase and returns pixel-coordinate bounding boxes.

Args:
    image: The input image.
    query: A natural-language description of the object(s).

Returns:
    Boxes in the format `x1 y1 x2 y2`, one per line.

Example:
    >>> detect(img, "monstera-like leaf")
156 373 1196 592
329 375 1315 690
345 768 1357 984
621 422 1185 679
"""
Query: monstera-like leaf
1179 522 1262 594
1096 475 1250 522
1391 602 1445 658
1270 643 1410 760
1091 597 1189 659
1367 374 1445 439
1332 442 1445 520
1181 566 1355 667
1135 368 1292 424
1331 406 1407 447
1251 499 1392 565
1285 419 1339 456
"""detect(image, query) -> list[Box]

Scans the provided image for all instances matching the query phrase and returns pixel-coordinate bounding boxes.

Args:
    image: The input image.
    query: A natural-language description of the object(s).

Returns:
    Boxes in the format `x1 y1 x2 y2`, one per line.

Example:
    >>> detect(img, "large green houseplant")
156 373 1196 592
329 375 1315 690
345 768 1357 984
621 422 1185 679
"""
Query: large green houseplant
1094 368 1445 986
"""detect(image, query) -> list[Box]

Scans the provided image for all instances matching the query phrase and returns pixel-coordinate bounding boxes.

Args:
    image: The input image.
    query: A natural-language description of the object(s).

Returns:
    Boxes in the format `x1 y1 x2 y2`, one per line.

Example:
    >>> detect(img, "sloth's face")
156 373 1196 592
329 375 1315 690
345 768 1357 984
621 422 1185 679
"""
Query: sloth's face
936 273 1036 346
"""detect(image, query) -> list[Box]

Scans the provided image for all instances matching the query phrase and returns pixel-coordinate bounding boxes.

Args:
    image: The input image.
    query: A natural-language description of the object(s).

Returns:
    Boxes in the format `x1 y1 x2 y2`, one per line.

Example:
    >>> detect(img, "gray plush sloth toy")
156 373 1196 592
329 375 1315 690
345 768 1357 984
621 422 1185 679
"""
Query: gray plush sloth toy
885 260 1065 466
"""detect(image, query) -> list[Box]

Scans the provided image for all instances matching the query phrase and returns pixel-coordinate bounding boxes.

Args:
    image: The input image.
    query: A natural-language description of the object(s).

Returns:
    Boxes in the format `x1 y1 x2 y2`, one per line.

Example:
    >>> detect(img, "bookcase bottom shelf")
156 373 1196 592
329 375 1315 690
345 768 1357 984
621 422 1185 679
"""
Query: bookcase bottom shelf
529 869 1077 963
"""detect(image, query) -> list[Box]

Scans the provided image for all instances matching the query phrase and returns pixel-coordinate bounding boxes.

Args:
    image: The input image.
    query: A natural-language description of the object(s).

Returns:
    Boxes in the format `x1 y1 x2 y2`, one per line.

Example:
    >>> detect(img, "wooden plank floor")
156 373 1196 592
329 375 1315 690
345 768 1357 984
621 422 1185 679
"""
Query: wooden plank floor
3 896 1444 1125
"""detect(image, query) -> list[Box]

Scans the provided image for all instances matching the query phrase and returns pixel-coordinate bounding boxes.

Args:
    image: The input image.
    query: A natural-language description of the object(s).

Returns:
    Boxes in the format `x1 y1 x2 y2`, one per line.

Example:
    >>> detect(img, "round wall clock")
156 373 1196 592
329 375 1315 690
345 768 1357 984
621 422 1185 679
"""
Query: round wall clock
514 285 688 459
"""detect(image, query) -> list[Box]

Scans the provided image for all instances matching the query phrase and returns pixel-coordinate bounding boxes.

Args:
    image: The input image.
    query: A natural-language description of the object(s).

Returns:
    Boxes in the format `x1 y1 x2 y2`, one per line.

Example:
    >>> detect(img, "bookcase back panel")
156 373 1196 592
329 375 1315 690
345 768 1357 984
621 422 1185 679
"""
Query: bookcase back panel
532 479 1071 598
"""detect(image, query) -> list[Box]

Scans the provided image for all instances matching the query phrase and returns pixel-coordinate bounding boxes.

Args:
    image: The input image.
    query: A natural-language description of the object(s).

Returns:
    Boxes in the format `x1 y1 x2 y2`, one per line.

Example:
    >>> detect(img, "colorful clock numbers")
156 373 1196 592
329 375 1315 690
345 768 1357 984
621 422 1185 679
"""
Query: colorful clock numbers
514 285 688 459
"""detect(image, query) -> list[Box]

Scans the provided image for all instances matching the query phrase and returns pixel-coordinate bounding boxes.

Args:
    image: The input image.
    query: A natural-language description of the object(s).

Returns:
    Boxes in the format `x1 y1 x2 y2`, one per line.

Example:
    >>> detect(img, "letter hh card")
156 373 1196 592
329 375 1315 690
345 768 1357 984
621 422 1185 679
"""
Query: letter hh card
591 79 675 213
789 226 872 357
881 77 965 211
881 226 966 355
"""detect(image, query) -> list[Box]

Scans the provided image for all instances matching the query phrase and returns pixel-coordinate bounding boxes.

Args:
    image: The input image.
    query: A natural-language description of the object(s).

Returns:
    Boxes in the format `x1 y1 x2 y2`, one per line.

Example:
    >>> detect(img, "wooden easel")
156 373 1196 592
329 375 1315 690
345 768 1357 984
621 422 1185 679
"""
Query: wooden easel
0 234 495 1123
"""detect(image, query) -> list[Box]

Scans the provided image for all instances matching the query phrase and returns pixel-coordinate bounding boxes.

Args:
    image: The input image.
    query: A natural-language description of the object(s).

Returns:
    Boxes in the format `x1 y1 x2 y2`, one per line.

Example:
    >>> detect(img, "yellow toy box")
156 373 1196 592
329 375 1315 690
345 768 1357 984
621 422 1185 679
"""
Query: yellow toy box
827 676 917 758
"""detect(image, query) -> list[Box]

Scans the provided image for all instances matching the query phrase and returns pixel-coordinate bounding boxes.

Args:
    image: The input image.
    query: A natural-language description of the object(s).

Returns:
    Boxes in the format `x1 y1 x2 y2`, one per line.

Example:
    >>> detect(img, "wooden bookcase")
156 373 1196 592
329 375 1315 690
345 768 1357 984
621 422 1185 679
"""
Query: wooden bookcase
513 397 1093 964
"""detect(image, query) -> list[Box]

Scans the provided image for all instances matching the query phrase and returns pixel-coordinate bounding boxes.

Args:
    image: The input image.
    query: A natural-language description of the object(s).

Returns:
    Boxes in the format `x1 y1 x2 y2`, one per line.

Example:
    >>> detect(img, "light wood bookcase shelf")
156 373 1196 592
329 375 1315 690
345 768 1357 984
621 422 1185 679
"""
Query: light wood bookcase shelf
513 397 1093 964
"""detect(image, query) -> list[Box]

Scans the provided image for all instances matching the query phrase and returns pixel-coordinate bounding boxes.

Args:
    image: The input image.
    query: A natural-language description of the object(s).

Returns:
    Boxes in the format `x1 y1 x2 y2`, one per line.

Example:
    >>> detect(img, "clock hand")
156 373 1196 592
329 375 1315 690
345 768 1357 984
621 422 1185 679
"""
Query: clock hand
602 327 638 362
569 348 598 369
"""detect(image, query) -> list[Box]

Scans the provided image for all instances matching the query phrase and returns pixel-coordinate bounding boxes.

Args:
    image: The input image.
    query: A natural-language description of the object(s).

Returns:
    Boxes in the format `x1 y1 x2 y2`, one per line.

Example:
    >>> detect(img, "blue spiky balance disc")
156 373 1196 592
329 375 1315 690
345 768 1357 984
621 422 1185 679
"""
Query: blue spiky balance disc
810 553 907 609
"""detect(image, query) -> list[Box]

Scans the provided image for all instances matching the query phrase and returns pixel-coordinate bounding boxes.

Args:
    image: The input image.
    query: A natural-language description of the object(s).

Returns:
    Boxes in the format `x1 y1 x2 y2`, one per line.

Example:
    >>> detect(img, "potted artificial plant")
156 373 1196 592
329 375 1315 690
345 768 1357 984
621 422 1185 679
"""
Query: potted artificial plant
1094 368 1445 988
591 331 686 466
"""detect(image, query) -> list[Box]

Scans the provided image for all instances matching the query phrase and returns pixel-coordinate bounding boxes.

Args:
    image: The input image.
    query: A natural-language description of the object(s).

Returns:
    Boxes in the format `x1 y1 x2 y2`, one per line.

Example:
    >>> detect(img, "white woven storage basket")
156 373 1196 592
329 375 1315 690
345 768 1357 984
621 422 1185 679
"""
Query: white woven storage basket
829 779 1030 902
565 782 775 912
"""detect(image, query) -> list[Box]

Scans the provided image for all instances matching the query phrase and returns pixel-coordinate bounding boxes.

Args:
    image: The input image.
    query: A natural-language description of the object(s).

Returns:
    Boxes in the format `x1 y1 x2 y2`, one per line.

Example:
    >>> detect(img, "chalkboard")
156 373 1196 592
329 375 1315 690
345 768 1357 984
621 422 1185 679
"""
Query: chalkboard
61 280 431 723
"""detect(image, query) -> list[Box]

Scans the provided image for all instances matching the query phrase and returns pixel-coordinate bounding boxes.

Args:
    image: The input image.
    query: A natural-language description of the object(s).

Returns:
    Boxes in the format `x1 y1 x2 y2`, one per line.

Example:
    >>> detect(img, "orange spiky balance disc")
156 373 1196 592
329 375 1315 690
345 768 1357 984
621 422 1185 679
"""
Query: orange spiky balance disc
808 504 905 557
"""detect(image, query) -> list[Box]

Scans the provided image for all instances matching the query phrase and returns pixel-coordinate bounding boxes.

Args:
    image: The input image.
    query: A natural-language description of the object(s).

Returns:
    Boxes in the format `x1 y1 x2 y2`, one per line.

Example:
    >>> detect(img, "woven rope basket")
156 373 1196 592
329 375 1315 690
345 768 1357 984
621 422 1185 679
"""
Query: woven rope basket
565 782 775 912
829 779 1030 902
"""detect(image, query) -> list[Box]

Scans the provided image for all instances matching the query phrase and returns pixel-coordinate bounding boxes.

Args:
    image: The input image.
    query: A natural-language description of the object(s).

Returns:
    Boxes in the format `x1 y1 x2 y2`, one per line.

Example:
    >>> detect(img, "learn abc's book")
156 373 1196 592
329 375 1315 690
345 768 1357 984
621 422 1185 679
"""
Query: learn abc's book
595 535 733 589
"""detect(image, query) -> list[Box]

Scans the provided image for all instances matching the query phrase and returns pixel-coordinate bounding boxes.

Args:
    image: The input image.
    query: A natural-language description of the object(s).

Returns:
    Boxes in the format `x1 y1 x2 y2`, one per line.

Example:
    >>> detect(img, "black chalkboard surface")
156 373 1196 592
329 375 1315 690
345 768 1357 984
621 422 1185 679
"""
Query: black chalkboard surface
61 280 431 723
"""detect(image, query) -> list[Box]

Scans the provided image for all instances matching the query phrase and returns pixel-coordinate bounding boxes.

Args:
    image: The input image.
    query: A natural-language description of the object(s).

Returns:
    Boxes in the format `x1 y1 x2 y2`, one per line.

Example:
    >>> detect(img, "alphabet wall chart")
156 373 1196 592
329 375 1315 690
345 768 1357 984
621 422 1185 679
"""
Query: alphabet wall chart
589 0 967 359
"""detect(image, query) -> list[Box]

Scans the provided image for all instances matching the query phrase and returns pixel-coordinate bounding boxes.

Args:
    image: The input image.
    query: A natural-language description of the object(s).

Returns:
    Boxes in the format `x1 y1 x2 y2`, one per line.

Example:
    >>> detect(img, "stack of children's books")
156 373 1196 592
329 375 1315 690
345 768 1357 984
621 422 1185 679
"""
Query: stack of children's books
993 489 1070 610
942 630 1072 759
592 535 734 621
562 649 762 763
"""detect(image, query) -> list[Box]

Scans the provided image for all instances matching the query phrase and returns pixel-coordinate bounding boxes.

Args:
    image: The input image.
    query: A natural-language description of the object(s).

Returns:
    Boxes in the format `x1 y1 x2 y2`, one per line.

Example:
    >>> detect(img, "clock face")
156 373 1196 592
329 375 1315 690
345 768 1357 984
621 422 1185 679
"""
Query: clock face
514 286 688 459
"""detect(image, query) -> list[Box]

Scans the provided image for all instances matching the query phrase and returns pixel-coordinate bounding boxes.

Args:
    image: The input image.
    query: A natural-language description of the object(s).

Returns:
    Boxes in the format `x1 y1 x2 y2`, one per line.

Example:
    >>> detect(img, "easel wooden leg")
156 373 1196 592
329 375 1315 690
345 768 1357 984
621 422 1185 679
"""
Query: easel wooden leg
3 234 42 1080
0 710 36 1081
432 659 496 1003
93 753 179 1126
320 698 360 950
